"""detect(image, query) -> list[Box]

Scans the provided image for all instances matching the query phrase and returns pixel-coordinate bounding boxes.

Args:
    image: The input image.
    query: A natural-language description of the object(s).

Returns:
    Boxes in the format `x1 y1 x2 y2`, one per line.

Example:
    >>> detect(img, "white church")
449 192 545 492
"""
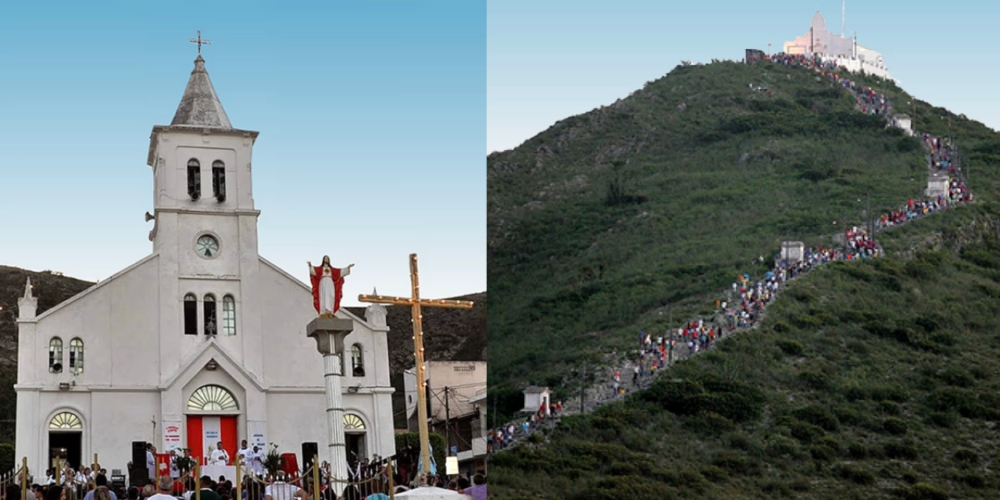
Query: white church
14 53 395 475
783 9 895 82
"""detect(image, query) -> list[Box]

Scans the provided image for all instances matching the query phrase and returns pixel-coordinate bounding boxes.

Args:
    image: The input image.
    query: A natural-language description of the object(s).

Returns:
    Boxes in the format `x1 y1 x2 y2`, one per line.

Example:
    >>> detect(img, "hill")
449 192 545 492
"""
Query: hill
486 58 1000 498
0 265 484 439
487 59 1000 415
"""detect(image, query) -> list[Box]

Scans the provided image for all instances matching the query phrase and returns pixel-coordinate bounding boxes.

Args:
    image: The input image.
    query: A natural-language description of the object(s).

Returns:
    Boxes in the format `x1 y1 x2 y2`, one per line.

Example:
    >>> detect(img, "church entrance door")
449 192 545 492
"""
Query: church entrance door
49 431 81 470
186 416 237 465
346 433 366 464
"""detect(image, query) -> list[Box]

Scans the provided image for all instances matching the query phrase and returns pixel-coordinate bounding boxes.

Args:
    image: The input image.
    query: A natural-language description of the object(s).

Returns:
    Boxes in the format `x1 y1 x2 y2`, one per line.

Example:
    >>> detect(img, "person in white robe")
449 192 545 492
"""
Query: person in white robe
210 441 230 466
236 440 250 474
146 446 156 481
250 446 264 477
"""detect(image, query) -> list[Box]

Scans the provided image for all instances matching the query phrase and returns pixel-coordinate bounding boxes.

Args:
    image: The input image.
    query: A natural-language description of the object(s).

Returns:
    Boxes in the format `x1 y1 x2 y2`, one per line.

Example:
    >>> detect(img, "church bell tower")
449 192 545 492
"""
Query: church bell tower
146 54 262 276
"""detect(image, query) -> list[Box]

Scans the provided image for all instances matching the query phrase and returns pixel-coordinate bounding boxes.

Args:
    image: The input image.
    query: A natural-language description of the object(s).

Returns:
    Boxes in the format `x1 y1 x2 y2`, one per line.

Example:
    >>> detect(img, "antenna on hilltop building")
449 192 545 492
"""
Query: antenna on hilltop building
842 0 846 37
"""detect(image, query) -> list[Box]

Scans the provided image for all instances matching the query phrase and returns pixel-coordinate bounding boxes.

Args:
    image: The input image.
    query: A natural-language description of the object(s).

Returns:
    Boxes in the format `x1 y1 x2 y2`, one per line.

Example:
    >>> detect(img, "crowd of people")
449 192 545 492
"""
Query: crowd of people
760 52 893 117
926 133 956 173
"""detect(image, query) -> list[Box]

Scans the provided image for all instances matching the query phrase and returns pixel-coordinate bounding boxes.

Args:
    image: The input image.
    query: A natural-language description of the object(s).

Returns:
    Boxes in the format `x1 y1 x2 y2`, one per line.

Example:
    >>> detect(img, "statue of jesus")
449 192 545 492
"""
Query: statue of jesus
309 256 354 317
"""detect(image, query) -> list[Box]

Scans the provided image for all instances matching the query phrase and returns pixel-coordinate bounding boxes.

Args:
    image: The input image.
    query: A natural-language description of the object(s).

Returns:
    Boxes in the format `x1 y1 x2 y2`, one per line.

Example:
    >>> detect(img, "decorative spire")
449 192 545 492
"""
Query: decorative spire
365 290 388 328
18 277 37 321
171 52 233 129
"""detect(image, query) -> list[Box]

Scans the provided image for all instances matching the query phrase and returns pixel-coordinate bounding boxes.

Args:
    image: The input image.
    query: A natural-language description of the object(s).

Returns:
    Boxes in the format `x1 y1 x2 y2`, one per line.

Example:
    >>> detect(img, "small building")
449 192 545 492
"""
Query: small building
745 49 765 64
780 241 806 266
403 361 486 475
926 176 949 198
893 114 914 136
466 391 487 476
522 386 551 417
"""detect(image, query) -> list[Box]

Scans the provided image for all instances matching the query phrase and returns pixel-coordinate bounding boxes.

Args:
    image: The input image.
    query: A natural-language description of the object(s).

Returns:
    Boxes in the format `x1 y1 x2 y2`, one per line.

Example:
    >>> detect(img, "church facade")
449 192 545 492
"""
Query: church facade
14 54 395 475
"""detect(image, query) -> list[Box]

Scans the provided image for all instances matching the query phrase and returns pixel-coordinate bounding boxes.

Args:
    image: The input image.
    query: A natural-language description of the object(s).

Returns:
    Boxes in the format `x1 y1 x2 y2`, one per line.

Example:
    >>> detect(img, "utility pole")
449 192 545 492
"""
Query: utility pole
866 191 872 236
444 387 451 456
492 393 497 429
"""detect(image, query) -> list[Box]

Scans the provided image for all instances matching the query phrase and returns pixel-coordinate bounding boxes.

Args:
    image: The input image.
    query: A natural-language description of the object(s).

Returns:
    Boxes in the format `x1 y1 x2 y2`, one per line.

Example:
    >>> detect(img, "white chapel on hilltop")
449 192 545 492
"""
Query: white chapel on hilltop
783 8 894 82
15 53 395 475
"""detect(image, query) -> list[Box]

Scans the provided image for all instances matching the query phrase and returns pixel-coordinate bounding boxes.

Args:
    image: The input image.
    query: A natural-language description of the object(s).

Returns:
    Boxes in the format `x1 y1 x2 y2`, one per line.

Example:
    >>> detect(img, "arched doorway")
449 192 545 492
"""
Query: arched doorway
186 385 239 465
344 414 368 463
48 412 83 470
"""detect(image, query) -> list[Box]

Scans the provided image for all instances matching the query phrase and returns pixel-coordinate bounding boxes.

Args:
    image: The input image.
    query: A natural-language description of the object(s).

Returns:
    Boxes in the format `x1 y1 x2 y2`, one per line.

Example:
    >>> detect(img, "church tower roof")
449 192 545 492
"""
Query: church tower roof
171 55 233 129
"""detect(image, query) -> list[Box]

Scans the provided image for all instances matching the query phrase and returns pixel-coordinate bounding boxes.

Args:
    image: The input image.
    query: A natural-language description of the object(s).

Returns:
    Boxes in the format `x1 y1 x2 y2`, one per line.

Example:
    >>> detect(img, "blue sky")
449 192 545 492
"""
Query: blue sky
488 0 1000 153
0 0 485 305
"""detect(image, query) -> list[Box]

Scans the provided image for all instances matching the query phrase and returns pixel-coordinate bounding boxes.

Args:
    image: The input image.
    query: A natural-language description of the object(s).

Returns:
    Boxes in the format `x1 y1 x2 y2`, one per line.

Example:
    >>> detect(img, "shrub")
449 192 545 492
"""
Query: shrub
953 449 978 464
579 476 677 500
883 418 908 435
847 442 869 459
765 435 801 458
683 412 735 436
793 405 840 431
926 411 957 428
869 385 908 403
904 483 948 500
845 385 868 401
809 444 835 462
938 368 975 388
711 451 761 476
884 441 919 460
797 370 830 390
902 470 919 484
877 401 902 416
834 406 862 425
699 465 728 483
777 339 805 356
790 421 825 443
609 461 639 476
837 464 876 485
960 473 986 489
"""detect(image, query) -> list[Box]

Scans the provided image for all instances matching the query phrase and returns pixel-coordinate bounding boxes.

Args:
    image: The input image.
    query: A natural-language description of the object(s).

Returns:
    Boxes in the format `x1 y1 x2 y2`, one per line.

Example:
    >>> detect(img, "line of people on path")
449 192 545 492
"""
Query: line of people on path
925 133 956 173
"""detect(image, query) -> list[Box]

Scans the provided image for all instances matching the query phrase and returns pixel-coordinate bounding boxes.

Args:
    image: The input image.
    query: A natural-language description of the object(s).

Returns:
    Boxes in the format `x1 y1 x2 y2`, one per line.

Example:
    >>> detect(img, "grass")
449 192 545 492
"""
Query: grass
486 59 1000 498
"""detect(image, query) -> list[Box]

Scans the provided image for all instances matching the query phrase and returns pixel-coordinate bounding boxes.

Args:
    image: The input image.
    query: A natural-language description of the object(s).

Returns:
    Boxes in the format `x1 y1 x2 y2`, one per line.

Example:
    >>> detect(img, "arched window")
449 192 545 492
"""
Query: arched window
184 294 198 335
69 338 84 375
212 160 226 202
222 295 236 336
343 414 365 432
351 344 365 377
188 385 238 411
49 412 82 430
48 338 63 373
187 159 201 200
204 294 217 336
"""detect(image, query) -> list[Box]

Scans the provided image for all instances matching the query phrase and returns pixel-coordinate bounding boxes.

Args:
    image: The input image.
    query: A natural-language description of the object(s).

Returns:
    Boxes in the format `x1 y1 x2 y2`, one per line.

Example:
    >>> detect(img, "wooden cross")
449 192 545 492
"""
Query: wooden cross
189 30 211 56
358 253 473 484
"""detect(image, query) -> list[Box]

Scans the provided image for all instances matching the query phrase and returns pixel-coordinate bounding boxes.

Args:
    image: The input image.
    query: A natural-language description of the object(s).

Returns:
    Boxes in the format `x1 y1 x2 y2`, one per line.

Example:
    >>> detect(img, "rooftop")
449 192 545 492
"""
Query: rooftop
171 55 232 129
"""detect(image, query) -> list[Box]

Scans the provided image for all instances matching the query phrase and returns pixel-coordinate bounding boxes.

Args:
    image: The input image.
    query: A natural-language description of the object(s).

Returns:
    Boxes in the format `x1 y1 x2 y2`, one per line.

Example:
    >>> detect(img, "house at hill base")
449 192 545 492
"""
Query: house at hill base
403 361 486 476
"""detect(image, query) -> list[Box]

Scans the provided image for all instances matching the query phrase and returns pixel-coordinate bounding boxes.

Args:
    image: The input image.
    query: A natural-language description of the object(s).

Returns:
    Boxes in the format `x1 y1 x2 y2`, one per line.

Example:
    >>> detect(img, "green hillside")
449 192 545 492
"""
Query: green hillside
486 58 1000 498
487 59 1000 415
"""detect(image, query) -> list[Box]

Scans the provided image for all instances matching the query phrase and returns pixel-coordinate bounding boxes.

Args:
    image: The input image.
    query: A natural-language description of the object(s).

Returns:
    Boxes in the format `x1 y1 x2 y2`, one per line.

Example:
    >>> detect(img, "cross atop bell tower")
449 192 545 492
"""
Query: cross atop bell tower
189 30 211 56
